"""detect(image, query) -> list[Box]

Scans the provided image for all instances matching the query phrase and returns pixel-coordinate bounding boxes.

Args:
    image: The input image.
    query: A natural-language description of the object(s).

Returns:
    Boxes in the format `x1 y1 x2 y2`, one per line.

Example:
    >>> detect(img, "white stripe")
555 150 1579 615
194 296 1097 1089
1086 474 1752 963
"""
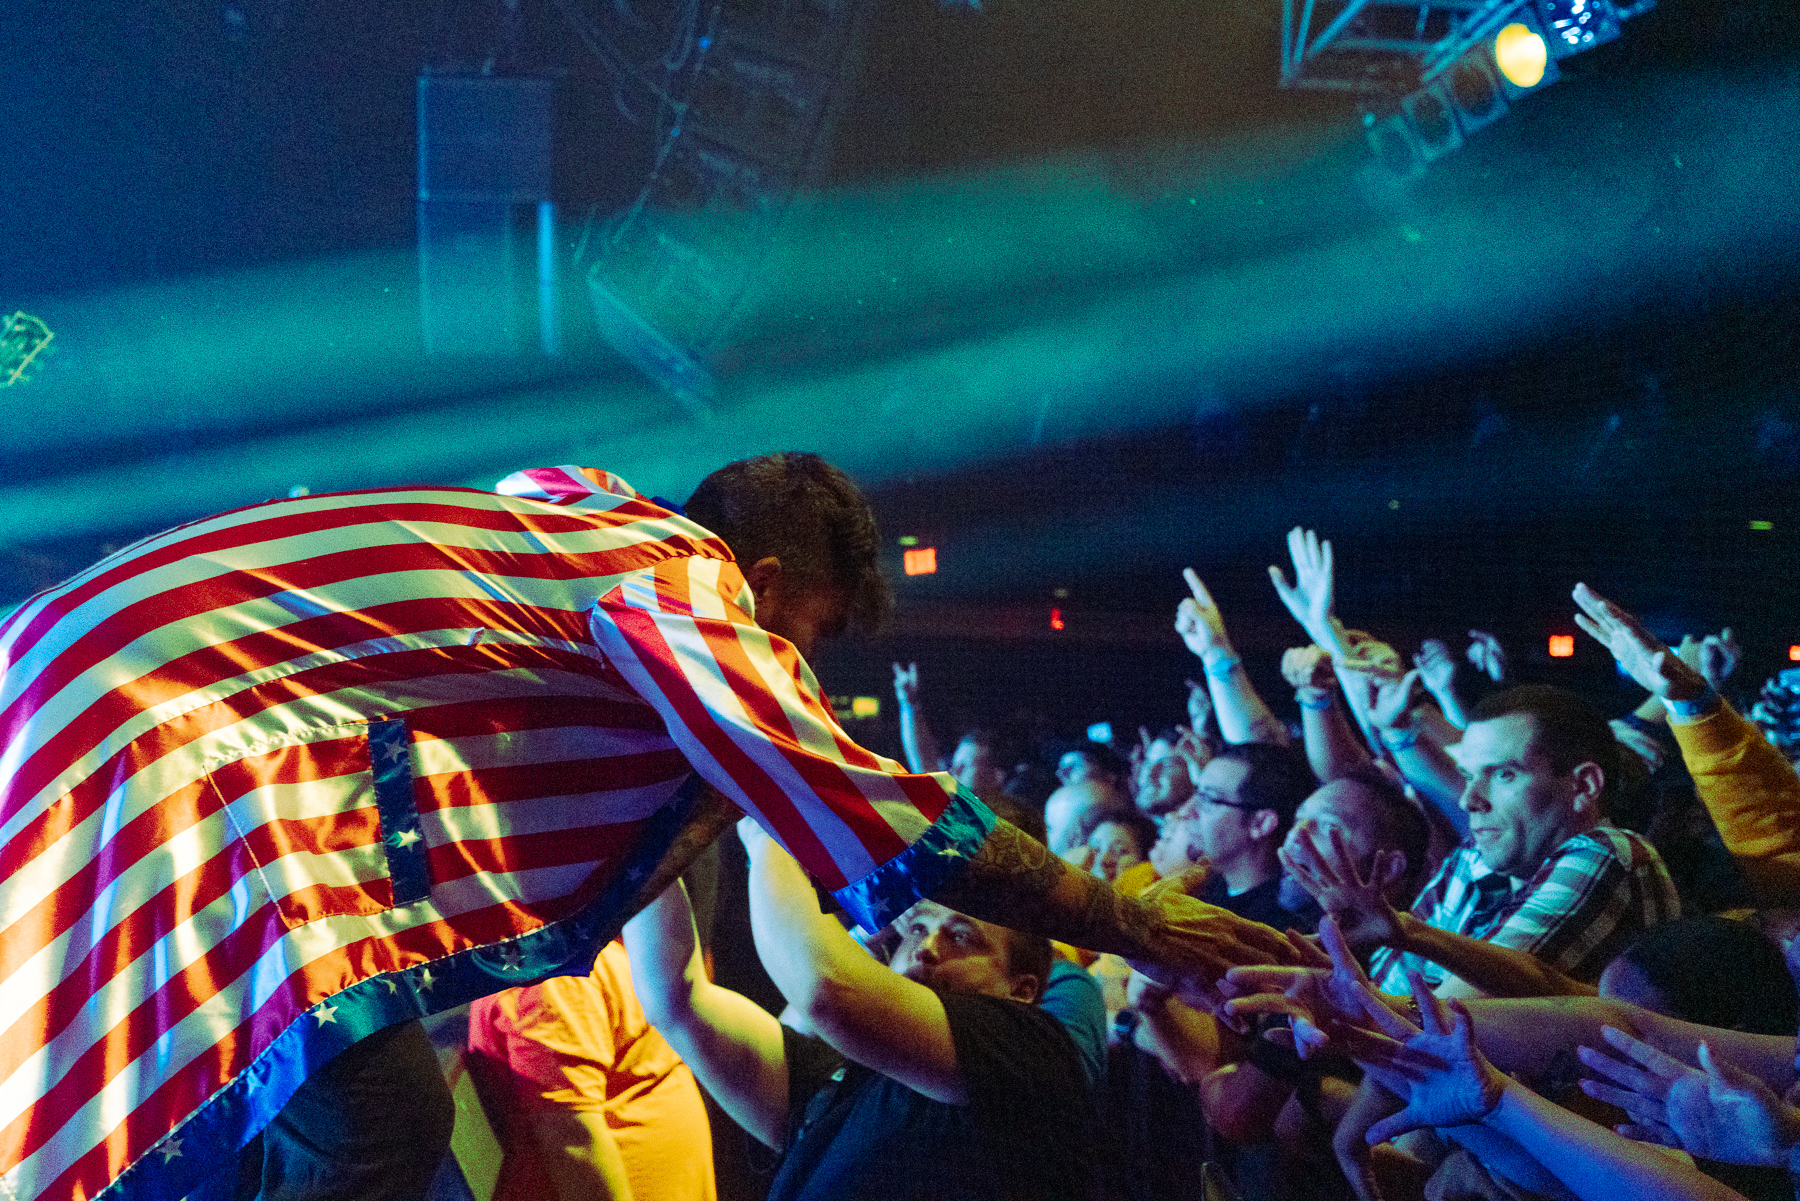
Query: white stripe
424 779 684 844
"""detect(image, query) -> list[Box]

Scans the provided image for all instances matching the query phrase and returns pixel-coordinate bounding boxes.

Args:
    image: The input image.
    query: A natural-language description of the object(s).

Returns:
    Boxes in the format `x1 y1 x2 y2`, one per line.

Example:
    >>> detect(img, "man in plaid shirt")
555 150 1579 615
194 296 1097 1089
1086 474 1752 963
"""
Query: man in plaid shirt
1362 685 1679 997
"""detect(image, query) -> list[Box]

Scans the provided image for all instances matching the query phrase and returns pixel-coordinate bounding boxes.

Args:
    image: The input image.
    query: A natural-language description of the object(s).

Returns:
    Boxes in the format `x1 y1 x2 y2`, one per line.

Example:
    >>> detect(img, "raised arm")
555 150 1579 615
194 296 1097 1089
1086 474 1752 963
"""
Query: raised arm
1176 568 1289 746
1574 583 1800 906
1365 671 1470 837
739 819 972 1104
892 661 944 776
1282 645 1371 781
621 881 789 1148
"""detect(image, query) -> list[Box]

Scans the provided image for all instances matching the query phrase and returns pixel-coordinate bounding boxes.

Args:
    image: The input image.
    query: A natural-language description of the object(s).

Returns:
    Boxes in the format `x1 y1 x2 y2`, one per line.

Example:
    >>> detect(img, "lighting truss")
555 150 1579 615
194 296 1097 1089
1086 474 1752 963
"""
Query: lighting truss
1281 0 1652 95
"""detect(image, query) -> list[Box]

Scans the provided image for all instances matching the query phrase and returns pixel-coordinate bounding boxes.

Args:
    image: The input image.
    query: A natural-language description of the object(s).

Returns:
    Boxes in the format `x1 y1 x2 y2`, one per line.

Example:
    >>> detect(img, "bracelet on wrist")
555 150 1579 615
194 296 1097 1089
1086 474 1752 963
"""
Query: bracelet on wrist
1380 726 1420 752
1203 654 1242 680
1296 690 1334 711
1661 686 1720 720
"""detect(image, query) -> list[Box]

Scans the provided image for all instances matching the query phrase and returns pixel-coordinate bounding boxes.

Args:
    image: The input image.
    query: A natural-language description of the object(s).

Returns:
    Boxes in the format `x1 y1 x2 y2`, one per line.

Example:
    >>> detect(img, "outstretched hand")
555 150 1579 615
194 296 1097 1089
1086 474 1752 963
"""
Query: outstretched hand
1278 821 1408 951
1281 644 1336 693
1362 972 1508 1145
1125 865 1302 999
1414 640 1457 697
1579 1028 1800 1165
1572 584 1710 704
1269 527 1337 647
1223 915 1401 1060
1368 669 1423 733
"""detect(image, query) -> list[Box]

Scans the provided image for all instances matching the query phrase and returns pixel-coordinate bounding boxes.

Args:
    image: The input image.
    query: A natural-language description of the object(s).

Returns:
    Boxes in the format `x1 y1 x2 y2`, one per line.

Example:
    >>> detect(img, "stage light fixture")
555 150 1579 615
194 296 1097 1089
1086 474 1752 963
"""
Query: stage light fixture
1403 84 1464 160
1536 0 1621 55
1365 113 1427 182
1445 54 1509 133
1548 634 1576 658
1494 21 1552 90
1789 645 1800 663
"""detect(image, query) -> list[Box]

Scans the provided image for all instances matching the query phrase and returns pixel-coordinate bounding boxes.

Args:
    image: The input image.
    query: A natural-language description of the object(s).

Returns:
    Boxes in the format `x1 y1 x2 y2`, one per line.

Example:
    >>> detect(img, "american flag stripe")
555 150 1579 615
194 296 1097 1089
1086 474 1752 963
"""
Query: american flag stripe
0 470 988 1201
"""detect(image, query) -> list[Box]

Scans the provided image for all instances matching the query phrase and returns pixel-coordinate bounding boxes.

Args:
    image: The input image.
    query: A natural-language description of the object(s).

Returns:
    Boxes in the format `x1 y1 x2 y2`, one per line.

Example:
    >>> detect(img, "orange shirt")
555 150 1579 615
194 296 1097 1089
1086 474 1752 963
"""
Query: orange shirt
469 942 716 1201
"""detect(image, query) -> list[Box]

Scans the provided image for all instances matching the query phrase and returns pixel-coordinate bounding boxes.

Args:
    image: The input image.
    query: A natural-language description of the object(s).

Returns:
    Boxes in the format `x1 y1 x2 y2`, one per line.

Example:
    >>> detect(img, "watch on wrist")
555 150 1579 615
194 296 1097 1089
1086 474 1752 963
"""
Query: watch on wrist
1661 686 1719 719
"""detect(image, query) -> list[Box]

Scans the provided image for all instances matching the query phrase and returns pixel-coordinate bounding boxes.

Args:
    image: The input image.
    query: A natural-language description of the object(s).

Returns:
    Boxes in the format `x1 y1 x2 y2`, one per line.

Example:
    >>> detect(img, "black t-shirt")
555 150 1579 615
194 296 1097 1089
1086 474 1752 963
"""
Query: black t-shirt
767 992 1098 1201
1199 873 1319 934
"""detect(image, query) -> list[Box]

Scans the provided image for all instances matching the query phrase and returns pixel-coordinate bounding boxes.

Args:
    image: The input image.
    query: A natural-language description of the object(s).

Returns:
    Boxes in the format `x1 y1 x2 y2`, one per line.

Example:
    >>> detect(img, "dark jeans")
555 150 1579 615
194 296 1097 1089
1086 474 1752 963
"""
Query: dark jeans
228 1020 455 1201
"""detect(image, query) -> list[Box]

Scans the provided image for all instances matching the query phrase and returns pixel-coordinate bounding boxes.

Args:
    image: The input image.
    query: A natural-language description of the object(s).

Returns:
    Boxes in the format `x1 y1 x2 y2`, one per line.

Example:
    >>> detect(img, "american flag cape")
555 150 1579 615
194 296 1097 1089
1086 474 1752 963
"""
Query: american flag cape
0 465 993 1201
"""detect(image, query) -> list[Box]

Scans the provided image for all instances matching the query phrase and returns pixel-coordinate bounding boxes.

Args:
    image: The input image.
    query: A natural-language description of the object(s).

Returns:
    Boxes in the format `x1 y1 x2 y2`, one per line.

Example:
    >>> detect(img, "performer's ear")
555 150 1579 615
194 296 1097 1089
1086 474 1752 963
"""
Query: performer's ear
744 556 783 601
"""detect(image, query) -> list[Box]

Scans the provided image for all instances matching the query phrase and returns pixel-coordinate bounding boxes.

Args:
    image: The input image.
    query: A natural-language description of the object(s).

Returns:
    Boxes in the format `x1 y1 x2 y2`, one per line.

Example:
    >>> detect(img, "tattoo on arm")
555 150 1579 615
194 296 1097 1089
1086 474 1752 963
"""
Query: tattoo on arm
933 819 1160 959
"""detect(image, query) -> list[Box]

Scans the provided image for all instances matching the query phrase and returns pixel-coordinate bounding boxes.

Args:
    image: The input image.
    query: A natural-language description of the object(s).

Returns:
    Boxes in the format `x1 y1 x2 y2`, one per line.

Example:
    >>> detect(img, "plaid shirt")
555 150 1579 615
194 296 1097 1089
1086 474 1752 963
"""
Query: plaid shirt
1370 825 1679 994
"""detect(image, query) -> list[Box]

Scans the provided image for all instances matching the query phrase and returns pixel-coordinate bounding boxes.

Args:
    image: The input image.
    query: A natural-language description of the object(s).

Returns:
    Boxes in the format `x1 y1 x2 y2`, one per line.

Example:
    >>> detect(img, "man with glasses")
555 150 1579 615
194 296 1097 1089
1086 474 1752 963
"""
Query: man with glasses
1179 743 1317 930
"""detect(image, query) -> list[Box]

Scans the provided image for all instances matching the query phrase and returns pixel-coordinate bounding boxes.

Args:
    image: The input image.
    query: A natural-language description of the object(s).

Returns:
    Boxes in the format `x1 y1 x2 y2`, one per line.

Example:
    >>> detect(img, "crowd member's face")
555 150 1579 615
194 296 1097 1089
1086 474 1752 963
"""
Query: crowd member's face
1042 780 1116 856
1149 811 1204 878
1188 757 1272 872
950 738 1005 796
1136 747 1196 820
889 901 1035 1001
1087 819 1146 883
1057 751 1101 786
1453 714 1591 879
1284 780 1385 879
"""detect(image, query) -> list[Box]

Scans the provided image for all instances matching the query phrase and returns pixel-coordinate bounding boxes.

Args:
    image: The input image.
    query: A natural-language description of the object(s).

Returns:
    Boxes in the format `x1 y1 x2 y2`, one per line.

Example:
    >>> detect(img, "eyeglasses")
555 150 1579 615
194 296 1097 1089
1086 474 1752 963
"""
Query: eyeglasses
1190 787 1263 812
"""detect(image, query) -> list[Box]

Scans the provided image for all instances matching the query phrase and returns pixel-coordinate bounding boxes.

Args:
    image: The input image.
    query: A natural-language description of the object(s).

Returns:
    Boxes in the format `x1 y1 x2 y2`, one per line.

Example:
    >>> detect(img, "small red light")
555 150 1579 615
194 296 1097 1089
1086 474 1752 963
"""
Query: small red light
902 547 937 576
1789 645 1800 662
1548 634 1575 658
1050 607 1065 631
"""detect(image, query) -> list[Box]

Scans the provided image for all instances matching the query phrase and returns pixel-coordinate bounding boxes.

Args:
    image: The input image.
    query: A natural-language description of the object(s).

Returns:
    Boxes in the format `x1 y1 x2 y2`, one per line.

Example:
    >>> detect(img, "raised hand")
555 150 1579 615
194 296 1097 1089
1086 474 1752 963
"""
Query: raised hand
1278 820 1409 950
1414 640 1457 697
892 661 920 706
1368 669 1423 733
1572 584 1711 703
1269 527 1337 647
1609 719 1667 775
1466 631 1506 684
1175 569 1234 663
1675 629 1742 695
1184 679 1215 736
1281 644 1336 693
1363 973 1508 1144
1580 1028 1800 1165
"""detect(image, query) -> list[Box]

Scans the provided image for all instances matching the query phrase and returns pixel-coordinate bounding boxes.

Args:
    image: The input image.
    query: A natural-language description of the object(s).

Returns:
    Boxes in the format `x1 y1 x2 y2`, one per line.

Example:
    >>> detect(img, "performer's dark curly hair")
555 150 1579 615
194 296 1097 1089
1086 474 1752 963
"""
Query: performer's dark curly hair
686 452 892 634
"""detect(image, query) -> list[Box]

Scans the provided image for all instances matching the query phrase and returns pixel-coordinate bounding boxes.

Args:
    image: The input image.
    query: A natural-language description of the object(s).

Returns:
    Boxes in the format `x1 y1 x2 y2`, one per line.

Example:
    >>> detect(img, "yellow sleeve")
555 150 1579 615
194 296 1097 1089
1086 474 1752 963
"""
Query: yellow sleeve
1669 702 1800 907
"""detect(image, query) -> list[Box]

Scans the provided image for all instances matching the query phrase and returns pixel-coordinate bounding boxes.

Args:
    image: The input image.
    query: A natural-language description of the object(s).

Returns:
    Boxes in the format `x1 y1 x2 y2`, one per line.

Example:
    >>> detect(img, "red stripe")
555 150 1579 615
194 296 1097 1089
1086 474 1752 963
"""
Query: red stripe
428 819 645 885
401 693 666 742
418 749 689 812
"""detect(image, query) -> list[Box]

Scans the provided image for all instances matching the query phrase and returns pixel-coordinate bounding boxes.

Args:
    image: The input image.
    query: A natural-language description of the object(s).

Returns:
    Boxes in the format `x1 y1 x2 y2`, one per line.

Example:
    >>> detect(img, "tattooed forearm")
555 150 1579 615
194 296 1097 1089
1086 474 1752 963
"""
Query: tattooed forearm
932 819 1163 959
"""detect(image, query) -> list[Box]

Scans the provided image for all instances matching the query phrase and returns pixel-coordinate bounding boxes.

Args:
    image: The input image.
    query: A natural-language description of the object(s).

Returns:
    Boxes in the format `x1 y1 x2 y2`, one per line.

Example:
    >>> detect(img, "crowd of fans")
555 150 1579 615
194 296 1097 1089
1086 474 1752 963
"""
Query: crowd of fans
466 526 1800 1201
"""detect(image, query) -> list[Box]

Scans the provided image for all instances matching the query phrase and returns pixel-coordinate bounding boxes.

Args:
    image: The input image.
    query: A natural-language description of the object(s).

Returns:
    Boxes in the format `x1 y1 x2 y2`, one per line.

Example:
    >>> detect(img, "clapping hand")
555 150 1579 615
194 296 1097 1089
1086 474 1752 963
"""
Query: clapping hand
1572 584 1711 704
1278 820 1409 951
1579 1028 1800 1166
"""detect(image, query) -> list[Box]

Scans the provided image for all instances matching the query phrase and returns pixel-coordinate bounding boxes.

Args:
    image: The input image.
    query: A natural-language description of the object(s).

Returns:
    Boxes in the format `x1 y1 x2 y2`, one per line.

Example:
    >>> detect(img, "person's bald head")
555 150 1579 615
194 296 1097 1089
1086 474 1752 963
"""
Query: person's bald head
1043 779 1130 856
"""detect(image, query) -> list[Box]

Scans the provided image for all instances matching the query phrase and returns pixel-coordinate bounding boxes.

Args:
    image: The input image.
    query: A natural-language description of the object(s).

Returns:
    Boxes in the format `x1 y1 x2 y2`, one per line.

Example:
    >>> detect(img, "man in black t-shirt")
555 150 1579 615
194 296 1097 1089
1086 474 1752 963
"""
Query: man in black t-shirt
623 819 1104 1201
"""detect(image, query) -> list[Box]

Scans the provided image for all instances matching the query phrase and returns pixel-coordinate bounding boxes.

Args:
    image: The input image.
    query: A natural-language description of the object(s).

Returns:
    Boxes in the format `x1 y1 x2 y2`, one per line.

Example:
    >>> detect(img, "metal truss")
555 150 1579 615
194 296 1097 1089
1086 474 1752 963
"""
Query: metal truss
1281 0 1532 94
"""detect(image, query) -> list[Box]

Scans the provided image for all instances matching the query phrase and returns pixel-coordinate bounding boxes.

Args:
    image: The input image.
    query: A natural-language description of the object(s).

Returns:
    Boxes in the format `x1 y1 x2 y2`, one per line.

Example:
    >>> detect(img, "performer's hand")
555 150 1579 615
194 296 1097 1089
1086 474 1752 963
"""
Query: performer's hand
1127 865 1300 994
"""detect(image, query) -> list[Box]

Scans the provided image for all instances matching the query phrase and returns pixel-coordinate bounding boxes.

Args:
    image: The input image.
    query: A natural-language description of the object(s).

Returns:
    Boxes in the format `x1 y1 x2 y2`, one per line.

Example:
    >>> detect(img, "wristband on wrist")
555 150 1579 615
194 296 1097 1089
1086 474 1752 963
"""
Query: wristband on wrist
1203 654 1241 679
1661 687 1720 719
1296 690 1334 711
1380 726 1420 752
